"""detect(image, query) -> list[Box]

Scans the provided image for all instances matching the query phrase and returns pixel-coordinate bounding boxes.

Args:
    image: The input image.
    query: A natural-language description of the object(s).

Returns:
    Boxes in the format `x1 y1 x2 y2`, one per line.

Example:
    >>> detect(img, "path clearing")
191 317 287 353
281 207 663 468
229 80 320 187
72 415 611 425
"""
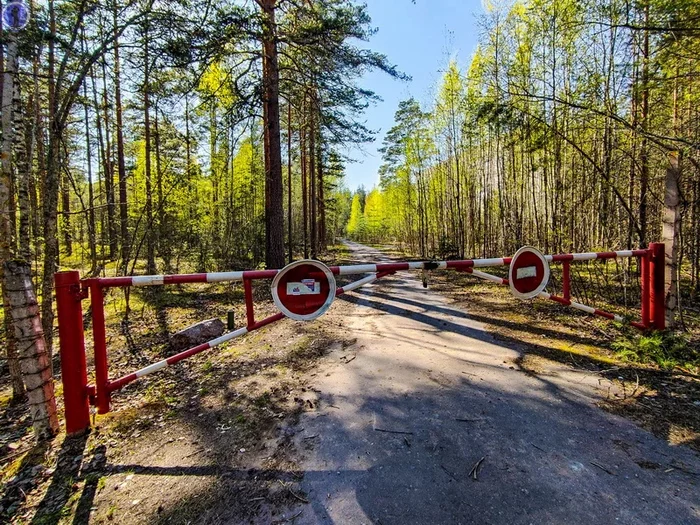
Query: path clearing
291 242 699 524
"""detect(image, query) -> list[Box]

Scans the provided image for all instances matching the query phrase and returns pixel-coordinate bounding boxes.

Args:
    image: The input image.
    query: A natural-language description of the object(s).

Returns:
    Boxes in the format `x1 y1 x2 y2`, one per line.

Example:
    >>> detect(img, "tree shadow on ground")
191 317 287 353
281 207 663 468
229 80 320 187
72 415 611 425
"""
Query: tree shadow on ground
347 284 700 451
29 433 90 525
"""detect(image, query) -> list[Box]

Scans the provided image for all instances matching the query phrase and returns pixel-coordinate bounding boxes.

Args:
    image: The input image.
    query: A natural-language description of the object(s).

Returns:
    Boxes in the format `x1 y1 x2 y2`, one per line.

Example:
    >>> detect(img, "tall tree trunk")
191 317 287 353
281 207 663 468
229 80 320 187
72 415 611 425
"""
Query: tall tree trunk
4 261 60 440
258 0 285 269
287 103 293 263
97 49 117 260
143 14 156 275
83 82 97 271
114 5 129 273
309 106 317 258
301 99 308 259
40 0 58 357
1 34 26 401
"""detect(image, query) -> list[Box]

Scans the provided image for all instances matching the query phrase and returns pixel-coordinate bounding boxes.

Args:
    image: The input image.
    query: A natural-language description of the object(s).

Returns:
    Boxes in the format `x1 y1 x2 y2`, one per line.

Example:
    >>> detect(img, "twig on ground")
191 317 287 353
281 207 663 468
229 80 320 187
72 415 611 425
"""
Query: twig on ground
441 464 457 480
455 418 484 423
590 461 616 475
469 456 486 480
374 427 413 435
343 355 356 364
531 443 546 452
287 489 309 504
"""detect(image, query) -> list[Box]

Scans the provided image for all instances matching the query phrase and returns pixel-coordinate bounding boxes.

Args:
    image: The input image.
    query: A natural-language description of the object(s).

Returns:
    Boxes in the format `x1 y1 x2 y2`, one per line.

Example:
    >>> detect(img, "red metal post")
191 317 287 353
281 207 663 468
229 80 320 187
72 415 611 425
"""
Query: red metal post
243 278 255 328
649 243 666 330
562 261 571 301
640 250 650 328
89 281 111 414
55 271 90 435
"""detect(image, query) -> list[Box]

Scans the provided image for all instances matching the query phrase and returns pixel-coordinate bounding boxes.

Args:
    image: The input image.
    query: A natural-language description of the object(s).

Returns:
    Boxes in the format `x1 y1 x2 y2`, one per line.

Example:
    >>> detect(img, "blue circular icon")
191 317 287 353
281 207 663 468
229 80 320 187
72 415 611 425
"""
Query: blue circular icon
2 2 30 31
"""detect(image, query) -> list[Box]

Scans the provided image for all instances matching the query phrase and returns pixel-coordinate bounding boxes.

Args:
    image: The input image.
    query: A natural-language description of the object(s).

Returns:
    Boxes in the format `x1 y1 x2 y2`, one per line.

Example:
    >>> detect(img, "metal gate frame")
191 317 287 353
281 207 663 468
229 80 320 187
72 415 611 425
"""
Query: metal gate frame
55 243 666 435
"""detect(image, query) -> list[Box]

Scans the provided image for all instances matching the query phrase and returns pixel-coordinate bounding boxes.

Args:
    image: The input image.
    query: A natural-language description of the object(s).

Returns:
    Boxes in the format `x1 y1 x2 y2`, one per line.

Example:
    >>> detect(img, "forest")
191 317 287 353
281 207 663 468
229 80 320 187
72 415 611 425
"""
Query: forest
0 0 399 438
1 0 699 440
347 0 700 334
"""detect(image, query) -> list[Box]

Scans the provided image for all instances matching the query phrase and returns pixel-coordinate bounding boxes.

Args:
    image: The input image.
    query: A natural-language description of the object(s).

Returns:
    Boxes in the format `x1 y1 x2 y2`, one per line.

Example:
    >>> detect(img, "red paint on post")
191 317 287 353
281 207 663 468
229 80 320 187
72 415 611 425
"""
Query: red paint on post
641 251 650 328
55 271 91 435
163 273 208 285
650 243 666 330
244 278 255 328
88 281 111 414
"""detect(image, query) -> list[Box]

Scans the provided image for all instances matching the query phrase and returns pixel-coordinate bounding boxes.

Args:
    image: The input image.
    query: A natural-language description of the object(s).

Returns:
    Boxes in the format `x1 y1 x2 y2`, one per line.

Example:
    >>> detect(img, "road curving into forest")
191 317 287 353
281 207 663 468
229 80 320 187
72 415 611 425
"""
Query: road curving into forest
290 241 700 524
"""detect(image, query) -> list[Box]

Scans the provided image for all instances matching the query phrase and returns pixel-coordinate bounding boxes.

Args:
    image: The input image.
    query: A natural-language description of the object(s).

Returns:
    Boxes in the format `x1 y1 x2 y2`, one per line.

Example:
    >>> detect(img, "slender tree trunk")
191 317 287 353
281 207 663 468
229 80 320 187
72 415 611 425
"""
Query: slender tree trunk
143 14 156 274
310 106 317 258
301 104 308 259
4 260 60 440
287 103 293 263
114 5 129 273
1 35 26 401
259 0 285 268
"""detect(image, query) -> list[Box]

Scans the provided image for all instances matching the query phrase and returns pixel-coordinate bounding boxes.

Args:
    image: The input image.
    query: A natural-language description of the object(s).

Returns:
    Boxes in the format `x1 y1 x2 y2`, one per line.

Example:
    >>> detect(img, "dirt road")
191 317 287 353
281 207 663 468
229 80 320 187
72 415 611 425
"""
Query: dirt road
290 242 699 524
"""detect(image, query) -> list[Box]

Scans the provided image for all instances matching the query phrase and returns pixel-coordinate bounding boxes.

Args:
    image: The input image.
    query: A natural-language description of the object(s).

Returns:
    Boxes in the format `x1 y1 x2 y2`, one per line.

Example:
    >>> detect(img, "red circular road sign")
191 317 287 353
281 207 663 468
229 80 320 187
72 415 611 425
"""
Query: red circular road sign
271 260 336 321
509 246 550 300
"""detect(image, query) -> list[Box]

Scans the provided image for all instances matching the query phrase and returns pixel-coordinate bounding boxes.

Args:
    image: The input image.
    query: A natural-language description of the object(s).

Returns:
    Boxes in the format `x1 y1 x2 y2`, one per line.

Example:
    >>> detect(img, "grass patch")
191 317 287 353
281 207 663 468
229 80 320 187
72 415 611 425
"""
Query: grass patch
612 330 698 371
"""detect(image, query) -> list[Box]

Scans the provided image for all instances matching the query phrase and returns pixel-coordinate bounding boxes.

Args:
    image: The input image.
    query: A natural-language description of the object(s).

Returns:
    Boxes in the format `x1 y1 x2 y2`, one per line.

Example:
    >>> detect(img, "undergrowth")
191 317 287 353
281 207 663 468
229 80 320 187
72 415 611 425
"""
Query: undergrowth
612 330 698 371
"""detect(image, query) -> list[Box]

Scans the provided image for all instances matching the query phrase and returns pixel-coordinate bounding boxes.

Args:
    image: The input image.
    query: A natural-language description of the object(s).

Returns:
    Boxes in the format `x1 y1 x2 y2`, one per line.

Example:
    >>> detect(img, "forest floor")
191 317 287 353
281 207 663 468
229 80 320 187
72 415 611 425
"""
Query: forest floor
0 242 699 524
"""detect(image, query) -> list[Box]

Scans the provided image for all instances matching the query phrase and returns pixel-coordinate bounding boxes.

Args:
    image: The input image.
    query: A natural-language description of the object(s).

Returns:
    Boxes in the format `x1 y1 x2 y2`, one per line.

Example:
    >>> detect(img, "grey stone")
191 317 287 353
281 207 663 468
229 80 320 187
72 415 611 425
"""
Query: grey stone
169 318 226 352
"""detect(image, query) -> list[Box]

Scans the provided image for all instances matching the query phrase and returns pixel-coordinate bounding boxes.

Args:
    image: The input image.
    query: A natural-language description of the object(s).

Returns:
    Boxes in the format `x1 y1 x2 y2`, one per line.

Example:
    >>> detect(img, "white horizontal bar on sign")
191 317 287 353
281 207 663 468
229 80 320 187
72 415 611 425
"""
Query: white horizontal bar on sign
337 264 377 275
206 271 244 283
132 275 164 286
341 274 378 293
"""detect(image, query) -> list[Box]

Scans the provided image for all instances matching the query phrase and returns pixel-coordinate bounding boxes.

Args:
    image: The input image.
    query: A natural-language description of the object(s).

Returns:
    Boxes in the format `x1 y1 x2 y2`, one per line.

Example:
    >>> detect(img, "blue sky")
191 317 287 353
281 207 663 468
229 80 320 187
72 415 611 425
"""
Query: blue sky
342 0 485 192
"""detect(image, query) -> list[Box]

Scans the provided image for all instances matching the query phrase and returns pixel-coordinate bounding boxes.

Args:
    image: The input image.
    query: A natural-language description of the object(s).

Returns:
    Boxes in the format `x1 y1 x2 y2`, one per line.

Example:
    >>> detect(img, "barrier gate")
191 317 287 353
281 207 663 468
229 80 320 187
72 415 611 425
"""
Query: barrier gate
55 243 666 434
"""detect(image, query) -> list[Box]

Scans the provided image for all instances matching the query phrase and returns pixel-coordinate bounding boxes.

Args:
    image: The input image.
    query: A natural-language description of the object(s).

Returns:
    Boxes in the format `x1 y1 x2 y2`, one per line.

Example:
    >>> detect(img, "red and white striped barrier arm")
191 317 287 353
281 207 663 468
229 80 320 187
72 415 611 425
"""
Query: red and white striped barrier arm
462 268 632 326
107 272 388 393
94 249 648 289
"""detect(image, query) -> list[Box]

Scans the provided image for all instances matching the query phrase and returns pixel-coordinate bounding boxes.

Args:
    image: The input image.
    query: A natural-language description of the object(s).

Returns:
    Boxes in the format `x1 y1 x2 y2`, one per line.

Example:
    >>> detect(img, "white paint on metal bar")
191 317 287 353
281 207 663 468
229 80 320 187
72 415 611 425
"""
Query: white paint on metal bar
615 250 634 258
341 274 378 293
472 258 505 268
407 262 425 270
209 327 249 347
572 253 598 261
135 360 168 377
469 269 505 284
338 264 378 275
571 302 596 315
132 275 165 286
207 271 244 283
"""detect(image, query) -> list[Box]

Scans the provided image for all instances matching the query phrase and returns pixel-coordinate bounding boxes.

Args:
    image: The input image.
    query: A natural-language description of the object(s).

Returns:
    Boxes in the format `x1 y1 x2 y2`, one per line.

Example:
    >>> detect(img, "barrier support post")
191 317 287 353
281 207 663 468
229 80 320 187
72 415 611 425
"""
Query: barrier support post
89 281 111 414
641 250 650 328
649 242 666 330
243 278 255 329
55 271 90 435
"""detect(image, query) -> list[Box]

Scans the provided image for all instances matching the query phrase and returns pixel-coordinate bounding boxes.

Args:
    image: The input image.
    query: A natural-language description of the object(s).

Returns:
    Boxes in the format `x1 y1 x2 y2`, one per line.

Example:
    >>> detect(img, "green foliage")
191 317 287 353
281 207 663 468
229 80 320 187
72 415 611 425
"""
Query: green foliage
612 331 696 370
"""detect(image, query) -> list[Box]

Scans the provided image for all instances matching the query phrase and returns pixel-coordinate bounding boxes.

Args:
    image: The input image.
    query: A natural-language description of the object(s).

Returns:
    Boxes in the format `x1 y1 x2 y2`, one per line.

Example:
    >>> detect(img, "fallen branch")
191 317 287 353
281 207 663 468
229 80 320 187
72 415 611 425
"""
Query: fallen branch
590 461 616 475
287 489 309 504
469 456 486 480
374 427 413 435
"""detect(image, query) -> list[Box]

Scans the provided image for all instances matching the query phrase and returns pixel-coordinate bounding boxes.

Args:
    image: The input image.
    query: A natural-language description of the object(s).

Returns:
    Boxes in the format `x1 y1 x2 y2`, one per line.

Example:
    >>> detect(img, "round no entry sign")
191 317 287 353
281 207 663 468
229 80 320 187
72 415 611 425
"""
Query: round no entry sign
271 260 336 321
509 246 549 300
